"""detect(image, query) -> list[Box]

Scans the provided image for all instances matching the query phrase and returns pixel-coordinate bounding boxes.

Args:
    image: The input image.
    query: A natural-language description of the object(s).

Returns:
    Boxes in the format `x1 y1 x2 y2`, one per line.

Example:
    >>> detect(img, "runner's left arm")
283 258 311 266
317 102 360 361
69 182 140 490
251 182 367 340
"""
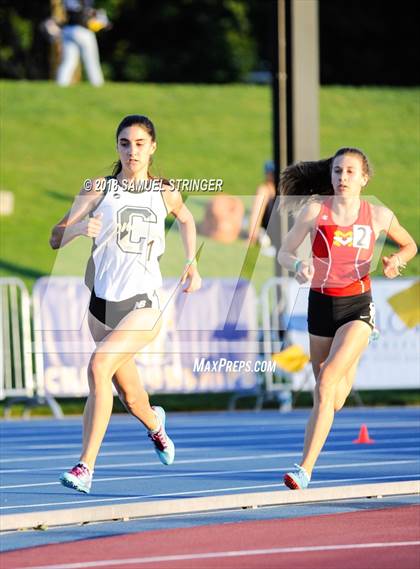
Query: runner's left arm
162 186 202 292
377 207 417 278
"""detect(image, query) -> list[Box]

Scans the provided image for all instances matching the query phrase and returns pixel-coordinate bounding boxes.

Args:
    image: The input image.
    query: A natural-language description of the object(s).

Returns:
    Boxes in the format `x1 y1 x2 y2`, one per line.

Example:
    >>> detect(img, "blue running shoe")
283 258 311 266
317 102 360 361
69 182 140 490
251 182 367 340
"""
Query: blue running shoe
148 406 175 465
59 462 92 494
284 464 310 490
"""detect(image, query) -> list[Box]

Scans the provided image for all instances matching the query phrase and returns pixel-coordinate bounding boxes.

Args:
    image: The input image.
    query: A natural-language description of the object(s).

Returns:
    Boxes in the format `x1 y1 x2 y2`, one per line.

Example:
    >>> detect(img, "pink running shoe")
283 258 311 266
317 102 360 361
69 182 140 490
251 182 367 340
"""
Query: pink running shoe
148 406 175 465
59 462 93 493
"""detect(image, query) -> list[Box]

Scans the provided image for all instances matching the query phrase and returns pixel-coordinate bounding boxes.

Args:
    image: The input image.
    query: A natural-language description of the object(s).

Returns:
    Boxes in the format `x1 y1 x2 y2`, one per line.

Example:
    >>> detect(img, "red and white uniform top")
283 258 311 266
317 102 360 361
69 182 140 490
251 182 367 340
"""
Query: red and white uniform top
311 198 375 296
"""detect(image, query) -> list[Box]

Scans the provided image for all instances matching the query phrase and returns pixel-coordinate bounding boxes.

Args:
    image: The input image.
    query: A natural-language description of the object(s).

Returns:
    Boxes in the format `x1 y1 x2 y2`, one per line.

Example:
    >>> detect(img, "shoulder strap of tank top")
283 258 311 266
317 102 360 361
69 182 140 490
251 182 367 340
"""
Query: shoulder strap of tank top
90 176 113 216
315 197 332 228
358 199 372 225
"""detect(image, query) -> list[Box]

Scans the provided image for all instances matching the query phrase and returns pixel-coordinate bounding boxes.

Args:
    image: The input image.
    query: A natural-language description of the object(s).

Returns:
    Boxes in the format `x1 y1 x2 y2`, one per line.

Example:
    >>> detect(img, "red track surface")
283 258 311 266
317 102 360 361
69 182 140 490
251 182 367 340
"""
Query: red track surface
2 505 419 569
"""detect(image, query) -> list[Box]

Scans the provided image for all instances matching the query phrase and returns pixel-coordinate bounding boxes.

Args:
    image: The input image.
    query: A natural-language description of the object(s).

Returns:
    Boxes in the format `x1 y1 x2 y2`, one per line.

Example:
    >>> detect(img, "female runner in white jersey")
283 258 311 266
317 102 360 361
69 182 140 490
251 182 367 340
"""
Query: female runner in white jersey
50 115 202 493
277 147 417 489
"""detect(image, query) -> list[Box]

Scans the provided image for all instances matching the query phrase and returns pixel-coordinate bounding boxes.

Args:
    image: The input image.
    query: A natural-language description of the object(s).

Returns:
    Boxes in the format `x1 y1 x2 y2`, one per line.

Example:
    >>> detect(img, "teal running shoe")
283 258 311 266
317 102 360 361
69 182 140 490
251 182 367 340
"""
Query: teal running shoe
59 462 93 494
148 406 175 465
284 464 310 490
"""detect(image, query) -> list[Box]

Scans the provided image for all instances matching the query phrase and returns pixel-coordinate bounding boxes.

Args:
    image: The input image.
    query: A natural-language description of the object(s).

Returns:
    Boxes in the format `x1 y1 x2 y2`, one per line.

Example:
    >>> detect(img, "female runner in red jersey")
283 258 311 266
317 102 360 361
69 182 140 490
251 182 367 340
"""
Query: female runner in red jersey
277 147 417 489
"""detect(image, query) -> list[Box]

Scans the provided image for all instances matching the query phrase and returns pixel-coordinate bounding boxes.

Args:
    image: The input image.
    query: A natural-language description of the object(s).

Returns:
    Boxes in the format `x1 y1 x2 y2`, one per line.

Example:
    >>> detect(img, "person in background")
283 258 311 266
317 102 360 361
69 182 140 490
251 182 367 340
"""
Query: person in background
248 160 277 249
56 0 107 87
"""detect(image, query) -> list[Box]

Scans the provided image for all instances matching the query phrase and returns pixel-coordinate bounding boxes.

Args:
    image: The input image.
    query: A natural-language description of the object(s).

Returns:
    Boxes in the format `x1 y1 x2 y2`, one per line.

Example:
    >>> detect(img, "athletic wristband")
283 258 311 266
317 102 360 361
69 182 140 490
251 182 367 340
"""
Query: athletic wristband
391 254 406 275
392 254 406 269
185 258 197 266
294 259 302 273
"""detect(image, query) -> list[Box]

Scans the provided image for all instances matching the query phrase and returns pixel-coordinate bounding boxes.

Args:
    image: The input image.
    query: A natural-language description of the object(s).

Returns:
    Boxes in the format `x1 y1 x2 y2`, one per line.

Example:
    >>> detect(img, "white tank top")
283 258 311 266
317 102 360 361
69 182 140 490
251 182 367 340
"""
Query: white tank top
89 177 167 301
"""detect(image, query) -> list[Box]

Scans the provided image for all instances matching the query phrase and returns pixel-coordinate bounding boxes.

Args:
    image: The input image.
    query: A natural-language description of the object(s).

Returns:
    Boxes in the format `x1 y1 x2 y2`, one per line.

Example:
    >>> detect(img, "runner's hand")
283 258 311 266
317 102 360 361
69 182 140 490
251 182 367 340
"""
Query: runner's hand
81 212 103 238
382 255 401 279
295 261 314 284
181 263 202 293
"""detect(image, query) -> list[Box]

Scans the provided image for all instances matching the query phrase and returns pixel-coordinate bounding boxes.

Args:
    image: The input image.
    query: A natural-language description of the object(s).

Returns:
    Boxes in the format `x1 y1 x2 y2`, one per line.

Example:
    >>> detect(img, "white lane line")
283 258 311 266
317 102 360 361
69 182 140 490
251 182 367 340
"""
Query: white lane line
0 434 332 446
0 449 155 464
1 426 419 443
0 458 417 480
1 418 418 432
2 437 419 464
0 483 281 511
2 447 419 474
11 541 420 569
1 424 419 444
1 473 418 511
0 443 129 450
0 452 300 474
1 459 417 490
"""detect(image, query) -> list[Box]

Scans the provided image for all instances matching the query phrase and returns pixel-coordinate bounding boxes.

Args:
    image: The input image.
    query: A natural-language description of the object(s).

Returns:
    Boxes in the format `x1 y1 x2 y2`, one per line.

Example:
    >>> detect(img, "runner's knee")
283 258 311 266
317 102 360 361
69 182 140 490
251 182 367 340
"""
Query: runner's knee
88 353 114 388
316 368 339 405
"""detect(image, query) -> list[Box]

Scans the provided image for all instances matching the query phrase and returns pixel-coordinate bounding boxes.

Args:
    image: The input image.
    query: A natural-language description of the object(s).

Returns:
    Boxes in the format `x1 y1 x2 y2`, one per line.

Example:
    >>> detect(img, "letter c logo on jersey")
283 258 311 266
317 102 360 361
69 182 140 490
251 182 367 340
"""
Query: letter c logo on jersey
116 206 157 254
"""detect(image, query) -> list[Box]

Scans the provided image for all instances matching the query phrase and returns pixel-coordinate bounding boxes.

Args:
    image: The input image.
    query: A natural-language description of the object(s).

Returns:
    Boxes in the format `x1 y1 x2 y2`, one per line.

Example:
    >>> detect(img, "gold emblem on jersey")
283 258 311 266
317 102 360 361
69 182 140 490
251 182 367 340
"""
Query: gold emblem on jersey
333 230 353 247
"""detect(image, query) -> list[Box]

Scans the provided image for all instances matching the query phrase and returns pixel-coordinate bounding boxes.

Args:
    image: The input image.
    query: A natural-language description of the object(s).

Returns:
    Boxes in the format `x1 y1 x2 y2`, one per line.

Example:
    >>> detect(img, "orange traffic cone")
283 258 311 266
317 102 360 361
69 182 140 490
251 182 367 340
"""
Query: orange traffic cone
353 424 375 444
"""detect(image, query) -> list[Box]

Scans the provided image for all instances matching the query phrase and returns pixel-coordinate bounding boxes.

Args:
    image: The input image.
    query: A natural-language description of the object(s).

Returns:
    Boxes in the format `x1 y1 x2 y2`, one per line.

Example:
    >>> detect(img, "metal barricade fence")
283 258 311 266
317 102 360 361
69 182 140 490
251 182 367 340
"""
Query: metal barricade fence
259 276 314 410
260 276 289 394
0 277 34 401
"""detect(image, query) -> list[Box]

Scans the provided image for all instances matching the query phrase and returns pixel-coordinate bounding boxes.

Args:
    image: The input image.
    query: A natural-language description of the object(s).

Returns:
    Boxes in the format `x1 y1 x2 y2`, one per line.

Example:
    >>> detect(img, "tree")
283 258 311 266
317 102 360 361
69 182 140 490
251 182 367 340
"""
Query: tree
100 0 256 82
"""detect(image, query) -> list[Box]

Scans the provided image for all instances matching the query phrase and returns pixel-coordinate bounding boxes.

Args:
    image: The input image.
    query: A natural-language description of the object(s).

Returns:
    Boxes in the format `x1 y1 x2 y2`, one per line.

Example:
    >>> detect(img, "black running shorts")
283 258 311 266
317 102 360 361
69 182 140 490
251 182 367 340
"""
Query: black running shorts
308 289 375 337
89 288 159 329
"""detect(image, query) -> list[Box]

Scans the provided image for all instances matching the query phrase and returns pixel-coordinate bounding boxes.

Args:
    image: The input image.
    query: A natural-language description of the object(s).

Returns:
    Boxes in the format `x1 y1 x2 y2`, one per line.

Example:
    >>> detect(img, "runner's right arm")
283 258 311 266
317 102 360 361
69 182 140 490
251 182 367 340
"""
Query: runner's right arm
277 201 320 282
49 179 105 249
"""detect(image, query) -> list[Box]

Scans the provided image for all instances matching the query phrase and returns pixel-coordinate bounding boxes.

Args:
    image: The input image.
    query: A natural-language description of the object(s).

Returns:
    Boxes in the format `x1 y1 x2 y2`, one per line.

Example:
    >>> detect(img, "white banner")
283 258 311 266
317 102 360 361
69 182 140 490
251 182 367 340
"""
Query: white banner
32 277 259 396
285 278 420 390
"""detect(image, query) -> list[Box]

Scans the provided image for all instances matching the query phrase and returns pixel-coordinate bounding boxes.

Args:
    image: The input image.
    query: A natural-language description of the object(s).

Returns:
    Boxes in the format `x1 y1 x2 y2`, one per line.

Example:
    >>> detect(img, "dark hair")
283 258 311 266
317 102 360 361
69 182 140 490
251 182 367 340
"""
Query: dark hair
112 115 156 177
280 147 372 205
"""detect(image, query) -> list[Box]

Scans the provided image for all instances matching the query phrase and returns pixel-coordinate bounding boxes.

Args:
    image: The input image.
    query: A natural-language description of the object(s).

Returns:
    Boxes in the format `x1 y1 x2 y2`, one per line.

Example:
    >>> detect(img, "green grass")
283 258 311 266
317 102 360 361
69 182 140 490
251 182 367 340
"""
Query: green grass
0 81 419 292
320 87 420 276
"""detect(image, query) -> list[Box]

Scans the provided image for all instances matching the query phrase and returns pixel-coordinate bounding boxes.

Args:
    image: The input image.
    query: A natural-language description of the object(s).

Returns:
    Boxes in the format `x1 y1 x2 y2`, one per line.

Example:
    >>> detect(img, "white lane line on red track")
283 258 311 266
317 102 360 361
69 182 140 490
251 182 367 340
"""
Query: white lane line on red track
12 541 420 569
1 473 418 511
